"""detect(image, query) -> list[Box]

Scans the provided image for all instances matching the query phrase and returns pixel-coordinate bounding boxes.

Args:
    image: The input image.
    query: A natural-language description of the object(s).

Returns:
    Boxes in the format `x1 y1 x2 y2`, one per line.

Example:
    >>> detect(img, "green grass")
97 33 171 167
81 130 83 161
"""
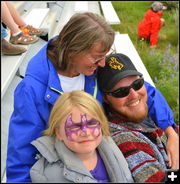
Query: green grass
111 1 179 124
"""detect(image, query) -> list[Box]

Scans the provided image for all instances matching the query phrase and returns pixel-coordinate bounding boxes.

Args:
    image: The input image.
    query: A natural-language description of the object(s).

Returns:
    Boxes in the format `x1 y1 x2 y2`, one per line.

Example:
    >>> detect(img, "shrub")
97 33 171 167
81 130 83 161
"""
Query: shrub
162 1 179 10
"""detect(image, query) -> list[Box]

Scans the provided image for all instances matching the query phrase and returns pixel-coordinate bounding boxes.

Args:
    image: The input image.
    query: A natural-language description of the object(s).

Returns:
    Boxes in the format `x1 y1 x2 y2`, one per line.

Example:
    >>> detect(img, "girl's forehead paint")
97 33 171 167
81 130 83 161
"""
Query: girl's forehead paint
64 113 101 142
81 114 86 124
65 113 89 127
65 114 73 127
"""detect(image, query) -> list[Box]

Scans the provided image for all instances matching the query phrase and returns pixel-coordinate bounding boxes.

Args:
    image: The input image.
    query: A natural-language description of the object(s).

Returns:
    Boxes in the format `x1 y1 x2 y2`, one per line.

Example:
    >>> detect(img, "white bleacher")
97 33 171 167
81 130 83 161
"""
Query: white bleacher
41 2 65 38
18 38 47 78
74 1 88 12
23 8 49 28
12 1 27 15
1 2 51 182
50 1 101 38
1 51 26 98
12 1 24 11
1 7 50 99
99 1 121 25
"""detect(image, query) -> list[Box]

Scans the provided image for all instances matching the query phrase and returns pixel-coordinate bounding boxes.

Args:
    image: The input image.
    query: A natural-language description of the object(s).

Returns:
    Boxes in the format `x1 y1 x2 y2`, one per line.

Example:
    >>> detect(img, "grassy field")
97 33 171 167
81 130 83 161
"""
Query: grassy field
111 1 179 124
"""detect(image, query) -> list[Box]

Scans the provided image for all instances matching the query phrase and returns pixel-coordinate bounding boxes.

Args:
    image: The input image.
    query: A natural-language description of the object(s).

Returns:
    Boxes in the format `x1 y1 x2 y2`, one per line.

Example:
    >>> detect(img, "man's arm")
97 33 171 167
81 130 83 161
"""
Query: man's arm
144 81 179 170
144 81 176 130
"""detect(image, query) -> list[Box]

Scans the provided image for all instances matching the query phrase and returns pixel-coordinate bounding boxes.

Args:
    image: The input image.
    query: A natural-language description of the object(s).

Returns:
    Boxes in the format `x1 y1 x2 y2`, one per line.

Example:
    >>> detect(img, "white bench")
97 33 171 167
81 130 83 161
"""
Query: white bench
40 1 65 39
1 6 50 182
12 1 25 10
1 8 49 99
2 171 6 183
1 51 27 98
74 1 88 12
23 8 49 28
18 38 47 78
99 1 121 25
113 33 155 87
51 1 101 37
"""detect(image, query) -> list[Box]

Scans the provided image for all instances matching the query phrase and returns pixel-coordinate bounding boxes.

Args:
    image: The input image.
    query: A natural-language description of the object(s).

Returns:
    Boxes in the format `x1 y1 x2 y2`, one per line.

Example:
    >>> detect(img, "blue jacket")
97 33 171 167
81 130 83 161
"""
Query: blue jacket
6 38 176 182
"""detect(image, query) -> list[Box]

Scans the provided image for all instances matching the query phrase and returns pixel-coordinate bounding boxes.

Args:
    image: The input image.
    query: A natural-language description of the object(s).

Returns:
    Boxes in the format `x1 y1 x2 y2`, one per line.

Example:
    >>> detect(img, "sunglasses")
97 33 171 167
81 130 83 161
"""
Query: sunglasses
104 77 144 98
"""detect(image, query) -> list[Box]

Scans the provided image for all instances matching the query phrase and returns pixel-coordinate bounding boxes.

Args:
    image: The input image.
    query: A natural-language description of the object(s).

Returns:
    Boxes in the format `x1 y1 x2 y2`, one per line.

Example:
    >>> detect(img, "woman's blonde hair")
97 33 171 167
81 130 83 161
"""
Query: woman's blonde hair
47 12 115 71
44 90 110 137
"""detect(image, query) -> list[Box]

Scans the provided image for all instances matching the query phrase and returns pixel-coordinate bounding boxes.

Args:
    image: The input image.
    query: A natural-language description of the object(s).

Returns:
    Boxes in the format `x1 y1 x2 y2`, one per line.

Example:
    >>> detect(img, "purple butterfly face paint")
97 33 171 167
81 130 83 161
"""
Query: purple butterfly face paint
65 113 101 142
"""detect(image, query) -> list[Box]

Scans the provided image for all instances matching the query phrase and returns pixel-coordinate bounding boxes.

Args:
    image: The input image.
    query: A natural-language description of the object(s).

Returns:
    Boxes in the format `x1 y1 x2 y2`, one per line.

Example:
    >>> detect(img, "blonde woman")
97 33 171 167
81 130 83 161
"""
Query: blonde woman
30 91 133 183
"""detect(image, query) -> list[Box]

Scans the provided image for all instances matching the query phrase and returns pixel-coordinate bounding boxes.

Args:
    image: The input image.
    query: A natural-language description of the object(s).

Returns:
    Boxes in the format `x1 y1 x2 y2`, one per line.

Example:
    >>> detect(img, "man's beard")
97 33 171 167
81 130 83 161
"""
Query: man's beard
109 103 148 123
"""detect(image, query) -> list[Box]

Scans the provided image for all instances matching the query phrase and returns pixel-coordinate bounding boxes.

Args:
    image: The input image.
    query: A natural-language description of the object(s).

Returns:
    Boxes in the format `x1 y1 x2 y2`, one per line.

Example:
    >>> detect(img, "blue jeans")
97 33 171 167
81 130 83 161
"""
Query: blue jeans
1 23 8 40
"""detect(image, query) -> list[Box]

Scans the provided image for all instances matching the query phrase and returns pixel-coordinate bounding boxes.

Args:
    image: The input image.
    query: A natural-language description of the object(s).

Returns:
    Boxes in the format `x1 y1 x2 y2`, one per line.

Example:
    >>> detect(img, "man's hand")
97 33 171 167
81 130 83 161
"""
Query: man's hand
165 126 179 169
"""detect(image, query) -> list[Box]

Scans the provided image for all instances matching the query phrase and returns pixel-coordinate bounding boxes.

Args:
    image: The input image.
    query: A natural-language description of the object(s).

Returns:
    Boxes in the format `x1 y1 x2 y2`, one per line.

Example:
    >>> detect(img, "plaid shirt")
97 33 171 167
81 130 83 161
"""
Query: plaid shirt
109 117 169 183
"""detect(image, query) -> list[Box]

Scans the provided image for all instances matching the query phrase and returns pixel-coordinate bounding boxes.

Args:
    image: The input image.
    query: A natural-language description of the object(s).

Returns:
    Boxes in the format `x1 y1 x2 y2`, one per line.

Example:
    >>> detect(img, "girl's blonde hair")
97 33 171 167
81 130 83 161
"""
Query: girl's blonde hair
47 12 115 71
44 91 110 137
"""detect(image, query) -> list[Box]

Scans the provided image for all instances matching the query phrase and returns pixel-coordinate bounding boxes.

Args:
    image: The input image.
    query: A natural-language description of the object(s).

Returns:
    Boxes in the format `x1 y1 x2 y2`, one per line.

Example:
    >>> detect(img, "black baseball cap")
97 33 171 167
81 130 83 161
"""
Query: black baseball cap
97 53 143 92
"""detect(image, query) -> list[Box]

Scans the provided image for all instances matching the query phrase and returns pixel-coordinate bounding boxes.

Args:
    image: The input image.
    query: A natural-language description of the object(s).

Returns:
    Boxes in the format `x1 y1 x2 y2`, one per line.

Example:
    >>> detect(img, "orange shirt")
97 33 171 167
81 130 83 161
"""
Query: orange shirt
138 10 163 46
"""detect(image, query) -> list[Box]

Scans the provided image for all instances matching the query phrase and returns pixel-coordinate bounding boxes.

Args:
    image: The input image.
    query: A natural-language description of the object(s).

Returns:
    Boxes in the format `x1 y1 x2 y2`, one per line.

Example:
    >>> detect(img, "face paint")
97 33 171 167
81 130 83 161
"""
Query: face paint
65 113 101 141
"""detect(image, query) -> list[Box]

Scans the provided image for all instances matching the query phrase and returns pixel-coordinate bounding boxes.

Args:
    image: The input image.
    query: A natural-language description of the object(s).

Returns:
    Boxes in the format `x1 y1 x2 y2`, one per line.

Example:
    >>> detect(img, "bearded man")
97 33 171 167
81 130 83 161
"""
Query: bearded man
97 53 179 183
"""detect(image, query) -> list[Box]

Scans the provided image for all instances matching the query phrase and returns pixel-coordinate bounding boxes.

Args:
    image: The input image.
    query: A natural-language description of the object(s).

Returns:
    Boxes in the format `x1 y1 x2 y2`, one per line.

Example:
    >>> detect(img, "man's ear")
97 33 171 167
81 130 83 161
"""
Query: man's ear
55 127 63 141
103 95 109 104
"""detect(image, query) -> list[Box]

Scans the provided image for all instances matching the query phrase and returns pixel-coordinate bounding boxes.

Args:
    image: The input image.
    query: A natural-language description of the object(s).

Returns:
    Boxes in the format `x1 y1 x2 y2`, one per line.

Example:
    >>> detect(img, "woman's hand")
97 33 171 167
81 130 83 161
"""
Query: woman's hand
165 126 179 169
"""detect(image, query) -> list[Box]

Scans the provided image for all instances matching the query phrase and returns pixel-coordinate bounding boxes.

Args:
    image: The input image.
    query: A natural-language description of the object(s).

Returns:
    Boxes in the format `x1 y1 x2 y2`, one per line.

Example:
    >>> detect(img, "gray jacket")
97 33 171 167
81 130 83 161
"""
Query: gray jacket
30 136 133 183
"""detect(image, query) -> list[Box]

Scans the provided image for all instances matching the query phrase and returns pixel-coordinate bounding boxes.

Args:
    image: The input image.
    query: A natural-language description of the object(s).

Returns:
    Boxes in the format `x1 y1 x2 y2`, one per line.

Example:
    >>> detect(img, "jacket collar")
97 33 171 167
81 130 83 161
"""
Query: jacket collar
109 116 159 133
148 9 163 17
31 136 94 177
54 138 92 176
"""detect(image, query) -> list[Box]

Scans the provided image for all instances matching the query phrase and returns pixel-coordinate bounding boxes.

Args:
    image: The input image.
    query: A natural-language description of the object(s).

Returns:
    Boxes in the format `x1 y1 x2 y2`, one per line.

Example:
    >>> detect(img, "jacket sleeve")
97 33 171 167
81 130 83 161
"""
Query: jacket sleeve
6 80 48 182
30 158 48 182
145 81 176 130
115 132 166 182
150 16 160 46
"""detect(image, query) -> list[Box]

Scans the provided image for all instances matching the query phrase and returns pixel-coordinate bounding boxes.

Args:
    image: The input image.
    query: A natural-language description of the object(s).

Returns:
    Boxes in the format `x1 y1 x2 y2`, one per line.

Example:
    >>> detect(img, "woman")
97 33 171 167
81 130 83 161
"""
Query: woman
7 12 177 182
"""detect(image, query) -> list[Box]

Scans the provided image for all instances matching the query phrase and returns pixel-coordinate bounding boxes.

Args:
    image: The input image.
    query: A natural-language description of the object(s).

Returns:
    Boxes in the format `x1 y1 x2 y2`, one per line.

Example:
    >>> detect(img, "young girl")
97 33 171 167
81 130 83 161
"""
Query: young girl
30 90 133 183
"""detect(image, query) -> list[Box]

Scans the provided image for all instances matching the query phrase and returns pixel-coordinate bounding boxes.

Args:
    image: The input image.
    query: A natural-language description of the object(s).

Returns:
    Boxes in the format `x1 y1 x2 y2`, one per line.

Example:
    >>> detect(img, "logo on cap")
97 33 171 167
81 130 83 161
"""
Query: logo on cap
109 57 124 70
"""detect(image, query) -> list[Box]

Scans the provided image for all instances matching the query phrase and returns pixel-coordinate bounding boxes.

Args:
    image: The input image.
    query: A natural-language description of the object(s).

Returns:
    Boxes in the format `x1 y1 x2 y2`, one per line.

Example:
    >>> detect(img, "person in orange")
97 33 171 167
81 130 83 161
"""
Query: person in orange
138 1 167 48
